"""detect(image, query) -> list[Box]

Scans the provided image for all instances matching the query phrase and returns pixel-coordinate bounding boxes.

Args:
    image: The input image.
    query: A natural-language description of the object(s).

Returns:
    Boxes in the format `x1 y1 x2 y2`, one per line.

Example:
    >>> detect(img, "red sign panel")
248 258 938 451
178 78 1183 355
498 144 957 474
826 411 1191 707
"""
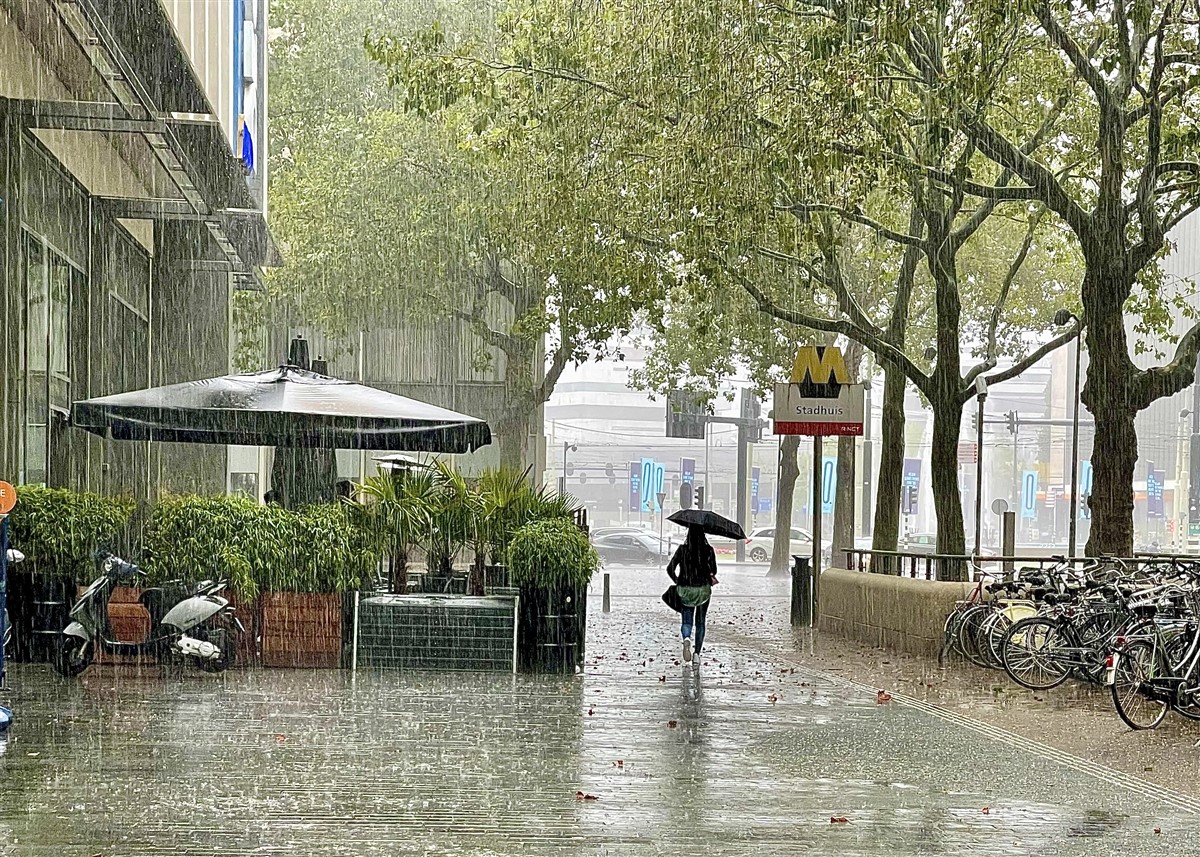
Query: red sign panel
957 443 977 465
774 421 864 436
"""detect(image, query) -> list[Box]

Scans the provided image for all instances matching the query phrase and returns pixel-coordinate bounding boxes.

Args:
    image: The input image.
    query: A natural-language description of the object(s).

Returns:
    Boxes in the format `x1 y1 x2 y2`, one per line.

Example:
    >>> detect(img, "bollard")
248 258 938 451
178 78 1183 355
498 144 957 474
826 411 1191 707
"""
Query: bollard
790 554 812 627
1002 511 1016 574
602 573 611 614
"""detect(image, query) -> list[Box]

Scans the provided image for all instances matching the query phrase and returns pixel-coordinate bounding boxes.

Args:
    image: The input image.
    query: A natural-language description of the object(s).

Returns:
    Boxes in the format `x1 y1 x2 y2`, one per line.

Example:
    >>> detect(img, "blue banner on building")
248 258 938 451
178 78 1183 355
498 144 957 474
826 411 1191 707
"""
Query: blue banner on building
902 458 920 515
1021 470 1039 519
628 462 641 513
641 457 665 512
1079 459 1093 519
681 457 695 487
751 467 761 513
822 457 836 515
1147 464 1165 519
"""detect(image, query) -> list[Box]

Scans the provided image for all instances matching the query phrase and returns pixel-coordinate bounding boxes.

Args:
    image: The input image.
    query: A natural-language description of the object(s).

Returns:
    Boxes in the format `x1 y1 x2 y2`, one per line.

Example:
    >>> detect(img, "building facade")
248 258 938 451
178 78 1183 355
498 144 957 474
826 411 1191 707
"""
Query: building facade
0 0 273 497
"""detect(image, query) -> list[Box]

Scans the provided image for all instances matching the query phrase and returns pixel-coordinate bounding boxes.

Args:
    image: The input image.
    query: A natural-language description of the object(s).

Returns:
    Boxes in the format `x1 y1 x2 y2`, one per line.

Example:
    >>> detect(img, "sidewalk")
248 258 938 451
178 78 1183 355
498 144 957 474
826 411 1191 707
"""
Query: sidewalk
0 567 1191 855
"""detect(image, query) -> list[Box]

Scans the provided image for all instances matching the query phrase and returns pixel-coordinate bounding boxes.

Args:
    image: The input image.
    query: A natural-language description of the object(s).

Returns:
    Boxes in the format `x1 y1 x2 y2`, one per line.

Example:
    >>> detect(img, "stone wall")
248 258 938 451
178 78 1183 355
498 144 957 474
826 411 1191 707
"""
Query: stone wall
817 568 974 657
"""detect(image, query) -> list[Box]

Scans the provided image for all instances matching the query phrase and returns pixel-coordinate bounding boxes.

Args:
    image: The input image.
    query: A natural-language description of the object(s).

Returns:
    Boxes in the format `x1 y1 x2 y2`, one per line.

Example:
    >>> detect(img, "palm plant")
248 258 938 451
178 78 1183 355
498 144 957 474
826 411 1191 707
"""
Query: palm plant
355 472 434 593
424 460 478 585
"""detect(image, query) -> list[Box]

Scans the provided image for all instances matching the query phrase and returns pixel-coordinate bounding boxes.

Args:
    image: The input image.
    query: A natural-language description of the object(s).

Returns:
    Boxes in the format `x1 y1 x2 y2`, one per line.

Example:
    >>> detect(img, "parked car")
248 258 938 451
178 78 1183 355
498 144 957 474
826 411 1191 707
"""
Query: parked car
742 527 812 563
592 532 671 566
900 532 938 554
589 526 647 539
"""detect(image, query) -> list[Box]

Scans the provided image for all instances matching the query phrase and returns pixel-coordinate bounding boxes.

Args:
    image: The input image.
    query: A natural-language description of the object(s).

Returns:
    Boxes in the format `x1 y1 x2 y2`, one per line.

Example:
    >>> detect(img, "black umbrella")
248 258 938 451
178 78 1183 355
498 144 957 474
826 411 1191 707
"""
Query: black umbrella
667 509 746 541
71 365 492 452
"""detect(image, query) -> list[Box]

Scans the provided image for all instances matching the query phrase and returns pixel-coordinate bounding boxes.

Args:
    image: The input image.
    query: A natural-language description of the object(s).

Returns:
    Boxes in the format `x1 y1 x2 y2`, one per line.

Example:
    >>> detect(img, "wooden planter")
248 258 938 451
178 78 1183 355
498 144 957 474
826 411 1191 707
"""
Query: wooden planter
76 585 151 666
260 591 343 668
225 592 260 667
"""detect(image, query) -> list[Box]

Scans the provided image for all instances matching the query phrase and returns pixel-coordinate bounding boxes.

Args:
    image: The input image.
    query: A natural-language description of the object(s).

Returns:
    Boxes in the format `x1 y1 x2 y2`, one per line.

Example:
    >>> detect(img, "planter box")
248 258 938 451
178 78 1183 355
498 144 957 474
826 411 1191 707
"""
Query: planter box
516 583 587 675
226 592 260 667
76 585 150 666
260 591 342 668
7 572 73 663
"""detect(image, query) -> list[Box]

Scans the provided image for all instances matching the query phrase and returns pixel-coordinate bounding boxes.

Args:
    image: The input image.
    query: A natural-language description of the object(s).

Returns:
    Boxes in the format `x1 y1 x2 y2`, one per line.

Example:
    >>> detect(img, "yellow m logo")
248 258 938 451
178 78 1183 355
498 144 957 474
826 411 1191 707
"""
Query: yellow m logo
790 346 849 385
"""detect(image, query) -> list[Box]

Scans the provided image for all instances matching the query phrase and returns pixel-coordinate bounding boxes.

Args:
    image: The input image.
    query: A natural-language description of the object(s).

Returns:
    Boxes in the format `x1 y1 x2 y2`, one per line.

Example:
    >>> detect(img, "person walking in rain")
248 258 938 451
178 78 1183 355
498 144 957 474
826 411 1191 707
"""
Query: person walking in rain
666 527 719 664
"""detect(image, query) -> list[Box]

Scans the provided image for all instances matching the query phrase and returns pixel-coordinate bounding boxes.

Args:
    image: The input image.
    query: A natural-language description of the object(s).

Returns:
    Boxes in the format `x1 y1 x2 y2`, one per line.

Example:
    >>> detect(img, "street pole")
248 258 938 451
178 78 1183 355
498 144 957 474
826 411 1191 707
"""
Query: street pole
861 380 873 537
735 424 749 563
811 435 823 626
974 377 987 556
1068 329 1083 557
561 441 576 497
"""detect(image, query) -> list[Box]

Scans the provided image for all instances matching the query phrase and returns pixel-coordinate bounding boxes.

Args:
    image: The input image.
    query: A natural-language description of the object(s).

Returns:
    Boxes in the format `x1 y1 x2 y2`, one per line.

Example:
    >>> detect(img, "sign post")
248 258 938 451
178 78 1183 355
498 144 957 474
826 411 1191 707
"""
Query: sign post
773 347 865 626
0 481 17 735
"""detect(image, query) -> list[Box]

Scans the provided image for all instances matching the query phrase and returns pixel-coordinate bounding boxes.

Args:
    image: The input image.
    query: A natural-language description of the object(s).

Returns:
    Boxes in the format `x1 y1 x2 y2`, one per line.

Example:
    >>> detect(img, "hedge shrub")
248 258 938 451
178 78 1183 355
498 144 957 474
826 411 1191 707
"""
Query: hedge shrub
507 518 598 589
9 485 137 582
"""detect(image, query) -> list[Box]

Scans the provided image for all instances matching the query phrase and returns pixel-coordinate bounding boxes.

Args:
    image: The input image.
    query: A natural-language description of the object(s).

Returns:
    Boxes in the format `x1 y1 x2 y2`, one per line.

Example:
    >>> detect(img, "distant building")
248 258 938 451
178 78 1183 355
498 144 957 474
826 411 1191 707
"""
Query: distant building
0 0 275 497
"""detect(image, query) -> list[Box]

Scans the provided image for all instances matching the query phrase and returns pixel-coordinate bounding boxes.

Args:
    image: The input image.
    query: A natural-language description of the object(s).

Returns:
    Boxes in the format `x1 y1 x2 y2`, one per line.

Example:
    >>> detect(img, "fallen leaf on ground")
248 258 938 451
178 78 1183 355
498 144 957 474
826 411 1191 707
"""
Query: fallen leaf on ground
830 816 849 824
767 694 780 704
587 709 595 716
613 760 624 768
574 791 600 801
981 807 990 815
659 675 667 682
668 720 678 728
876 690 893 704
1154 827 1162 835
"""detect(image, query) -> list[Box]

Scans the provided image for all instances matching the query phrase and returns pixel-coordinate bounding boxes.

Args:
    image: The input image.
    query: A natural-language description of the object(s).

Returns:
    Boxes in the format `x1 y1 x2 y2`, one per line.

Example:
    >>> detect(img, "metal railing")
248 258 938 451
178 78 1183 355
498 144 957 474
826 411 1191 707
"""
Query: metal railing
841 548 1200 582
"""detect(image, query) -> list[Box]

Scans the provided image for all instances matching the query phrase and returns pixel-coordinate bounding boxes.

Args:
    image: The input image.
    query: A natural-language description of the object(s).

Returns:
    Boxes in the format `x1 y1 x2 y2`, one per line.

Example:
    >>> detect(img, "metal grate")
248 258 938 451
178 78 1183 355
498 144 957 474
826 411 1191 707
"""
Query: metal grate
355 595 516 673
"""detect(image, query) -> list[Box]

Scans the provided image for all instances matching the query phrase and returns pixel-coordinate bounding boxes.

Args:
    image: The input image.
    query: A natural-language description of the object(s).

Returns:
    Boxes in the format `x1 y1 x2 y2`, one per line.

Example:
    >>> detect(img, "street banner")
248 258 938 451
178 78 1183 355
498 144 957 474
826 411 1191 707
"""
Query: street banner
902 458 921 515
751 466 760 513
1148 466 1166 519
1080 459 1093 519
628 462 641 512
1021 470 1039 519
822 457 836 515
681 457 695 487
641 458 665 512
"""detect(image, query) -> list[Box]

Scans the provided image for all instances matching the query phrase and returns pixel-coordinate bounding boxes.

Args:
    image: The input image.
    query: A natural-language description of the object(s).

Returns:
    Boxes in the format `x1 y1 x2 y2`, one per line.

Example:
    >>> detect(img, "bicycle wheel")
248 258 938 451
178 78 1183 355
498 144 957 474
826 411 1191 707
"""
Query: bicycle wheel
1110 640 1169 731
1070 611 1126 685
955 604 993 668
1001 616 1071 691
975 611 1012 669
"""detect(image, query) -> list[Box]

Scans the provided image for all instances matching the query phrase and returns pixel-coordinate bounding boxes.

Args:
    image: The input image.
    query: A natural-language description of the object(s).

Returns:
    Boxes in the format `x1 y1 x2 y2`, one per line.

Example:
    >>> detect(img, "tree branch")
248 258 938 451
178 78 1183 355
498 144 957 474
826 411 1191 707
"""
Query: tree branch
964 322 1082 403
1135 317 1200 410
779 202 925 248
1033 2 1116 110
984 210 1042 363
451 308 521 358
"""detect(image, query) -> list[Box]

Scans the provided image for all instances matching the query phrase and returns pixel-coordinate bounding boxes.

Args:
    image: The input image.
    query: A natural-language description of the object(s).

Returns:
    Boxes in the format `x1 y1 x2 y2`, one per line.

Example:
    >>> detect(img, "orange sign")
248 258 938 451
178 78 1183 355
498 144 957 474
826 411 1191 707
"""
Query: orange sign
0 482 15 515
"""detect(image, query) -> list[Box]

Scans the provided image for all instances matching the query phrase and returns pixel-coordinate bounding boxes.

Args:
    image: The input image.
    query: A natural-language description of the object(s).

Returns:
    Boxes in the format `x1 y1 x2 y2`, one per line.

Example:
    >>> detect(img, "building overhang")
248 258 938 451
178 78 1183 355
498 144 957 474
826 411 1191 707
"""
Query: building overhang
0 0 280 285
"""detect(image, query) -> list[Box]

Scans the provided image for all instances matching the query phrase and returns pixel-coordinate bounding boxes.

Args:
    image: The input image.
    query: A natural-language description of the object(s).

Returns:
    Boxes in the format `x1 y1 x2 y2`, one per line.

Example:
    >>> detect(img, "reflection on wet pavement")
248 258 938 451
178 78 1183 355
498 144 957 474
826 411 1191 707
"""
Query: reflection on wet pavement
0 565 1190 855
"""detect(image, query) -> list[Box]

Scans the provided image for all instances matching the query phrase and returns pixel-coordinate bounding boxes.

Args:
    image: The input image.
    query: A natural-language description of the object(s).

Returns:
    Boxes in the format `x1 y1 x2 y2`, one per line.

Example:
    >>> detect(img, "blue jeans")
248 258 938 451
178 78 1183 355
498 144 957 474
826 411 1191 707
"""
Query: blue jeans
681 601 709 654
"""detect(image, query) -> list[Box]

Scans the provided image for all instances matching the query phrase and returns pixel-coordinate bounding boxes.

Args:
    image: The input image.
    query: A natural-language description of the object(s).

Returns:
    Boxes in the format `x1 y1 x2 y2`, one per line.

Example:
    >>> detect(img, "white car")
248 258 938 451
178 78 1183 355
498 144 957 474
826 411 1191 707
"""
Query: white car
743 527 814 563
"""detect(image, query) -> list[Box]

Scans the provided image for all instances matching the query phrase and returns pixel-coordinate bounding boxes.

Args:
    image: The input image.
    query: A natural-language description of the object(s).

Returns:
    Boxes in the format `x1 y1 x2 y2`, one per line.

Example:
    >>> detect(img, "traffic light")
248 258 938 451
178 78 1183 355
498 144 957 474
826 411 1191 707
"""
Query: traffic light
1005 411 1018 435
605 463 616 485
971 411 978 433
695 485 706 509
680 482 694 510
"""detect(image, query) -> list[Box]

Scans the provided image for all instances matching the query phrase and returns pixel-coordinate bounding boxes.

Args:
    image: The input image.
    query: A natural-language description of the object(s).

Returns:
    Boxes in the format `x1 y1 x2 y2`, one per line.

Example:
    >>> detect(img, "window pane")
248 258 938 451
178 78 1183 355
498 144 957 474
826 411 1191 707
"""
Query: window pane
25 423 47 485
26 237 46 373
50 254 70 380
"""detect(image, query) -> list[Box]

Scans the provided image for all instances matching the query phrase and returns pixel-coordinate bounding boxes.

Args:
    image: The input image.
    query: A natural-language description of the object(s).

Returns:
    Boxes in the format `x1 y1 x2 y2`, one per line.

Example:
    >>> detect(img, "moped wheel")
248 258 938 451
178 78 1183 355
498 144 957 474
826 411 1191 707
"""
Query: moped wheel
53 635 93 678
194 626 234 673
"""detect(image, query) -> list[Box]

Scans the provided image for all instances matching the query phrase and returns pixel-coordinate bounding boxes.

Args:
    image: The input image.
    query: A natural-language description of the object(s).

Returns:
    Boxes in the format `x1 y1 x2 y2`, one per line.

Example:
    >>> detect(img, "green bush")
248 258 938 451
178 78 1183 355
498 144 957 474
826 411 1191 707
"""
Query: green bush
507 518 598 589
9 485 137 582
143 494 377 599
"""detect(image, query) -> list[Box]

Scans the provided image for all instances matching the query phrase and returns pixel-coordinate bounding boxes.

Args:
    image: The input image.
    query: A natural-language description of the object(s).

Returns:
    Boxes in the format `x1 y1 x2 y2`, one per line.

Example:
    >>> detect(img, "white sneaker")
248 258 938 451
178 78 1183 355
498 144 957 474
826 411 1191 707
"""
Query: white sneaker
682 637 693 663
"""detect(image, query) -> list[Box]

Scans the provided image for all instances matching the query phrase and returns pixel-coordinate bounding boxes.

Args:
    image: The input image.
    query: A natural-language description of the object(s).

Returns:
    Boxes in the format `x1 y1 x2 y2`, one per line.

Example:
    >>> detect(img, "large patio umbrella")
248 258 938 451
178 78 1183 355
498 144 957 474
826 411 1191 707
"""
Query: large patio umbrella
71 365 493 453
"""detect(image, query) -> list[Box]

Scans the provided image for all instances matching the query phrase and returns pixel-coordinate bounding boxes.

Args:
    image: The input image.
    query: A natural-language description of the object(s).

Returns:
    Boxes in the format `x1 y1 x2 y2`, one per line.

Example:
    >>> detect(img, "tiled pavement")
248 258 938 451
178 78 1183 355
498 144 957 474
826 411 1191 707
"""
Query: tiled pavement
0 566 1193 856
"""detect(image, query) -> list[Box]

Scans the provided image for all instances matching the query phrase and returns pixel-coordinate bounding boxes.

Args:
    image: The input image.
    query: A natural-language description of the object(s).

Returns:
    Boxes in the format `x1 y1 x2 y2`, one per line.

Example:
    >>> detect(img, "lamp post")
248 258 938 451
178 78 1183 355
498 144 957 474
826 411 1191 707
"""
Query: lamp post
1053 309 1084 557
1176 408 1191 551
561 441 577 495
974 376 987 557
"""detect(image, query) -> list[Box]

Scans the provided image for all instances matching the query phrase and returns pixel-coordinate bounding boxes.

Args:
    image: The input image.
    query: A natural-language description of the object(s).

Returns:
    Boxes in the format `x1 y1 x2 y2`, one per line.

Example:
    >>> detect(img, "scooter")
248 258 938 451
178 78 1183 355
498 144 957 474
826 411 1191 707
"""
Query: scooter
54 552 242 677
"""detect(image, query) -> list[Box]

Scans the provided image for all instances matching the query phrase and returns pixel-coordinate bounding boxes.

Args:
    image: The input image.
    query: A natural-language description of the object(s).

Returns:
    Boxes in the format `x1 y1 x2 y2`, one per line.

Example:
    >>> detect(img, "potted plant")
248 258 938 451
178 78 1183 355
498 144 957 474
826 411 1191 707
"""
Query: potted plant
421 461 476 594
354 472 433 593
508 517 599 674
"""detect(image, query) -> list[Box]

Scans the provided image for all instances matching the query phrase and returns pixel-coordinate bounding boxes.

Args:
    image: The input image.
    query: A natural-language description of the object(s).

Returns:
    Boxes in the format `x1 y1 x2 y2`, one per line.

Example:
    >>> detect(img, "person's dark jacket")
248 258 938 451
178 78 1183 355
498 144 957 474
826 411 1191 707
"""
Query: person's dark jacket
667 540 717 587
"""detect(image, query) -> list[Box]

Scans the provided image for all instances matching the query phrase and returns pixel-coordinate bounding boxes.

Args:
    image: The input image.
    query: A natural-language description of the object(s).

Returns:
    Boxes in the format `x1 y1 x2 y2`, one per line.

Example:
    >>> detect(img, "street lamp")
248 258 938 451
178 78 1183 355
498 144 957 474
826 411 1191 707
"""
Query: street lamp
561 441 577 496
1054 309 1084 557
973 376 987 557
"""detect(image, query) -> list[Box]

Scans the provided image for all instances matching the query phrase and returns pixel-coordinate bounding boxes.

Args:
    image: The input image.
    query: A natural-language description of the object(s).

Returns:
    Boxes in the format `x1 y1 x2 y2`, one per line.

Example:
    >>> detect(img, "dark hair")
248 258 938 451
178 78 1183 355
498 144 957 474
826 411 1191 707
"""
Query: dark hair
679 527 711 583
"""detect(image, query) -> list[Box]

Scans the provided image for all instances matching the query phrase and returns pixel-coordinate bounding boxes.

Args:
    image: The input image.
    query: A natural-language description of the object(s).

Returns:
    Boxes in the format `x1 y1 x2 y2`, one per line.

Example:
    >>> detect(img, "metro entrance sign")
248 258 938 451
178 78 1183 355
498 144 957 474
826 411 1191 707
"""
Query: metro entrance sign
772 346 865 437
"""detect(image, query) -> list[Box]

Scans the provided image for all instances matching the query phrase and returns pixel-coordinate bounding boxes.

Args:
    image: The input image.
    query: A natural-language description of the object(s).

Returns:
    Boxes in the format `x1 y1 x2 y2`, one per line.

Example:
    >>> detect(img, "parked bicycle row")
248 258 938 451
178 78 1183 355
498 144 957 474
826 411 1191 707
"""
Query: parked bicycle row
942 557 1200 730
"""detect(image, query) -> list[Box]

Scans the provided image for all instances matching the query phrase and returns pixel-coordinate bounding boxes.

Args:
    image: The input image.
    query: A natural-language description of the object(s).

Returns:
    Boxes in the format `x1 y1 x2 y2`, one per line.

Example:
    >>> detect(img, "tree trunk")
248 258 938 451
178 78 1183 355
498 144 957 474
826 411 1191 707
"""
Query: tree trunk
833 434 856 568
495 405 533 471
768 435 802 577
930 399 968 581
1081 277 1138 556
871 363 907 564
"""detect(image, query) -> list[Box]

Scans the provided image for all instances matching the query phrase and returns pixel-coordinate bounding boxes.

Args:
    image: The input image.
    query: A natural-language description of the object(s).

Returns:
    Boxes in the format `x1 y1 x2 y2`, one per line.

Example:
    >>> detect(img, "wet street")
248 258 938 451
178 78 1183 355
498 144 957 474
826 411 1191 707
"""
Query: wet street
0 567 1194 856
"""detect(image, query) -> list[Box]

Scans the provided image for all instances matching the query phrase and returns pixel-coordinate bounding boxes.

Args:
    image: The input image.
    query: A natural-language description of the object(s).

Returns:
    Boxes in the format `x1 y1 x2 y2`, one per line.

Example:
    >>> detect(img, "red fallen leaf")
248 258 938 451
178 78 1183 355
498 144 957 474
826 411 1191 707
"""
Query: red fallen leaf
668 720 678 728
274 735 287 742
830 816 849 824
614 760 625 768
587 708 595 716
767 694 780 704
876 690 893 704
981 807 990 815
659 675 667 682
583 794 600 801
1154 827 1162 834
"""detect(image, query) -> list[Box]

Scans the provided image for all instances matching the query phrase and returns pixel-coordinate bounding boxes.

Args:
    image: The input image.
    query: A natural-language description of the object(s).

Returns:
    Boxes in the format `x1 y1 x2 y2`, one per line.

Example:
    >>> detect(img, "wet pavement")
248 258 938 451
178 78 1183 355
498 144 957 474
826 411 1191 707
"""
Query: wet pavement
0 565 1194 855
